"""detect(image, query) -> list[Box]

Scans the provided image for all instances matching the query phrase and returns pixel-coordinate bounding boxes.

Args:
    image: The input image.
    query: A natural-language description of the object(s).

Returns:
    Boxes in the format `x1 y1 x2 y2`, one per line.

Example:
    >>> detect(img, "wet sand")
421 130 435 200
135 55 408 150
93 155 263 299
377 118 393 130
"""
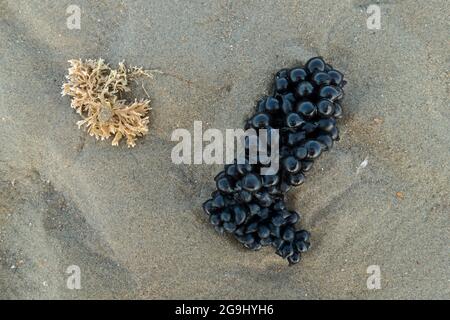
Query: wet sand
0 0 448 299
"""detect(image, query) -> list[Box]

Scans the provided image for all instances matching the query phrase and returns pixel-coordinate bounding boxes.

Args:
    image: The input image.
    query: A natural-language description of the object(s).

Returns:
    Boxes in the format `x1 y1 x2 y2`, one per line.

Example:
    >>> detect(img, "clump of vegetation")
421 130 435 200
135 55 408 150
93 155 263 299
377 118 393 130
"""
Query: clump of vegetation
62 59 153 147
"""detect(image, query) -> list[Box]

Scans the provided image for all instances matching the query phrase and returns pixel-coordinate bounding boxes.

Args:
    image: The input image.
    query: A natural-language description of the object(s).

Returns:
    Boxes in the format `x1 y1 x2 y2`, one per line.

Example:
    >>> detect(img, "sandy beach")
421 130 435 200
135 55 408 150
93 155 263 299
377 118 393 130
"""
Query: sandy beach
0 0 448 299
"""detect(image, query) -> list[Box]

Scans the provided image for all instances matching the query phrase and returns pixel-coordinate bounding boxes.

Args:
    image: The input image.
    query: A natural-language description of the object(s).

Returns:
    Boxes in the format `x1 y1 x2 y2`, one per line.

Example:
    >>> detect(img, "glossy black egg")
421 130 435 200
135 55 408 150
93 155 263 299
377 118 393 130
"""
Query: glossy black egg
296 101 316 118
233 206 247 225
262 174 279 187
294 146 308 160
278 242 294 258
295 229 311 242
286 112 304 128
238 190 252 203
328 69 344 86
317 99 335 117
289 68 308 83
286 211 300 224
317 118 335 132
216 177 233 193
311 71 331 86
295 81 314 98
288 252 301 265
319 85 343 101
223 222 237 233
287 172 305 186
301 160 314 172
282 226 295 241
265 97 280 113
316 134 333 150
305 56 326 74
271 214 285 227
251 112 271 129
333 102 343 119
242 173 262 192
275 77 289 93
257 225 271 238
202 199 215 215
282 156 300 173
210 214 221 226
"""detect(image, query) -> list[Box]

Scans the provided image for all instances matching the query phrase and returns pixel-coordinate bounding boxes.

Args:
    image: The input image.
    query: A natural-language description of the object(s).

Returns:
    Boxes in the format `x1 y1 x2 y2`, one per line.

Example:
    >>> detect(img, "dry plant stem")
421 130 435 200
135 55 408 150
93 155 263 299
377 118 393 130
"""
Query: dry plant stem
61 59 154 147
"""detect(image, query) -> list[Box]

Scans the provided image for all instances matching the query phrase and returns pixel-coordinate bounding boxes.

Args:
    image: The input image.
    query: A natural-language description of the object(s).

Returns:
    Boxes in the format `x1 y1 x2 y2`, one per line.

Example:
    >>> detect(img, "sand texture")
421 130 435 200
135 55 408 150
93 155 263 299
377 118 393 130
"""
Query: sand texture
0 0 448 299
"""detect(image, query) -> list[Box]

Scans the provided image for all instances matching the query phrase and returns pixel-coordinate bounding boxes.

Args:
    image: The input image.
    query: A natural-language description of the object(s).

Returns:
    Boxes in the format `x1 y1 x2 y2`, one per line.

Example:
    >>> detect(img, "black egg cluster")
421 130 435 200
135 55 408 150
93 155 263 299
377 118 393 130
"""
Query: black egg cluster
202 57 345 265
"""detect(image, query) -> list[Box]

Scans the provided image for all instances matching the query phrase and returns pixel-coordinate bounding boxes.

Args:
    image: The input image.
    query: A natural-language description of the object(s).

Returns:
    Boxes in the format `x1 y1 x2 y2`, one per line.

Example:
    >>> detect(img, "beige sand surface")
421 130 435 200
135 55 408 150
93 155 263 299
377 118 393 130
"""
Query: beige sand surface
0 0 448 299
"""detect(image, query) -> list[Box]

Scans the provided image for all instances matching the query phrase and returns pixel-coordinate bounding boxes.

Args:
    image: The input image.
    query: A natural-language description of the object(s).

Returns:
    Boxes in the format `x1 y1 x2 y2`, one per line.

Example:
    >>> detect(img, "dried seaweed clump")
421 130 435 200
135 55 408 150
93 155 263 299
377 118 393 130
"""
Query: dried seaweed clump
62 59 153 147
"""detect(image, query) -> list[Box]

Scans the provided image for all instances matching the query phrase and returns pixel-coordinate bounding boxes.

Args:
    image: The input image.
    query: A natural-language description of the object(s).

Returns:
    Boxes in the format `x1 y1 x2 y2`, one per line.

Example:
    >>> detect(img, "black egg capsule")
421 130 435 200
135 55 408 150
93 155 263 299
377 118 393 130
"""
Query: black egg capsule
257 225 271 238
226 164 240 179
275 77 289 93
288 252 301 265
286 211 300 224
278 242 294 259
262 174 279 187
233 206 247 225
236 163 253 175
316 134 333 150
279 181 292 193
317 118 335 132
280 95 294 114
238 190 252 203
286 113 304 128
302 122 318 134
294 146 308 160
301 160 314 172
287 131 306 147
296 101 316 118
234 226 245 237
317 99 335 117
202 199 215 215
330 126 339 140
295 229 311 242
251 112 271 129
295 81 314 98
319 85 343 101
241 234 255 245
287 172 305 186
273 200 286 211
260 237 273 246
210 214 221 226
223 222 237 233
256 98 267 112
220 210 232 222
295 240 310 253
245 221 259 234
282 226 295 242
270 225 282 239
242 173 262 192
333 102 343 119
247 203 260 216
311 71 331 86
216 177 233 193
212 194 225 208
289 67 307 83
257 193 273 207
305 140 322 159
271 214 285 227
306 56 326 74
258 207 270 219
282 156 301 173
265 97 280 113
276 68 289 79
328 69 344 86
